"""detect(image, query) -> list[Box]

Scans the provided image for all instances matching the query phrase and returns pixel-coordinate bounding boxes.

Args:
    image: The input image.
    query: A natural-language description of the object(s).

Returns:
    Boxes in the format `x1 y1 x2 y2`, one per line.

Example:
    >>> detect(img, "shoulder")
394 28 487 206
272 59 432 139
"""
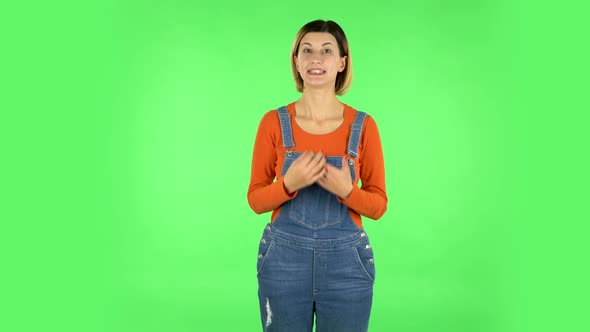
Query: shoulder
255 106 290 139
363 114 378 130
260 103 297 125
345 104 379 131
259 109 279 125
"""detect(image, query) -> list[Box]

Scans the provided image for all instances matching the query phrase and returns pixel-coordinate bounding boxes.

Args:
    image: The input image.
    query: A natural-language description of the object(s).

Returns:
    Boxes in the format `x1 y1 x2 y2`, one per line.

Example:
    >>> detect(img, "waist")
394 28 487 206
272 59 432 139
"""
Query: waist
263 223 367 250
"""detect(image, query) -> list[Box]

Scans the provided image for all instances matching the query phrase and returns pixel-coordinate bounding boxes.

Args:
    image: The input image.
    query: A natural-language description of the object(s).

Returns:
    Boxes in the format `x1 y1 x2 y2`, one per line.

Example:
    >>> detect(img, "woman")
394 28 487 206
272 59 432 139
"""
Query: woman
247 20 388 332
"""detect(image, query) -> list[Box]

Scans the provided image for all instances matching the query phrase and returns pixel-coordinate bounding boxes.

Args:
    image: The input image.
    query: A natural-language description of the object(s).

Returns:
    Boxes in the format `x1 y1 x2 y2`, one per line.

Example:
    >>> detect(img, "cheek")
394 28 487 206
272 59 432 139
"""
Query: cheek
297 58 307 70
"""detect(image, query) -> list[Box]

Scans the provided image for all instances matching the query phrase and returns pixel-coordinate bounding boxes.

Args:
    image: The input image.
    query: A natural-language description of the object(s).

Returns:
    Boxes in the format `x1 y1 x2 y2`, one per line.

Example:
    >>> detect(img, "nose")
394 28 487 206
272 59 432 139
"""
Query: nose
310 53 322 63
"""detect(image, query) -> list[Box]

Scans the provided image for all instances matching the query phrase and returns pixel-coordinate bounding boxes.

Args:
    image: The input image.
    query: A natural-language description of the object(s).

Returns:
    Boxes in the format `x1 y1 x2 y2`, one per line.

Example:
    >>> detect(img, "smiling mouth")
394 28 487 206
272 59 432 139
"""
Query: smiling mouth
307 69 326 75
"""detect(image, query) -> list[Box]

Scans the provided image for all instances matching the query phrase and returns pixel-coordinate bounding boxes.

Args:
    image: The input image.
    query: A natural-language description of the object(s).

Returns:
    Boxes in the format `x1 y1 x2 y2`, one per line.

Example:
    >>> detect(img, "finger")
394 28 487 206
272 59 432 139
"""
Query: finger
325 163 338 172
305 151 317 164
317 172 333 189
298 151 310 161
311 151 324 165
303 152 322 173
295 151 312 166
314 160 327 175
317 177 326 187
307 158 326 176
312 168 327 183
309 157 327 176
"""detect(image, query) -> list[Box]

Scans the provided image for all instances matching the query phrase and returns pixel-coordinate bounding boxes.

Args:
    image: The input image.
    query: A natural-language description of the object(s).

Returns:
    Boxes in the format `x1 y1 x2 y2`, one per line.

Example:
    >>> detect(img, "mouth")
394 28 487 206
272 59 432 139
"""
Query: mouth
307 69 326 76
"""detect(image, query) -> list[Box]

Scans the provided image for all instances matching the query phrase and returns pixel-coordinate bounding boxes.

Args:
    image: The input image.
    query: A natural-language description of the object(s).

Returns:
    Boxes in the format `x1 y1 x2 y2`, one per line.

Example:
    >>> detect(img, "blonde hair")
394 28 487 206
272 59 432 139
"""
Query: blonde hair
290 20 353 96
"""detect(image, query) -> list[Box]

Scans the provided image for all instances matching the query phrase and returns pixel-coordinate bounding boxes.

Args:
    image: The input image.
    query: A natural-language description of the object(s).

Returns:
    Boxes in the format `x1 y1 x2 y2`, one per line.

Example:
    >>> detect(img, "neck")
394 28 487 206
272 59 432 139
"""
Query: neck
296 88 342 119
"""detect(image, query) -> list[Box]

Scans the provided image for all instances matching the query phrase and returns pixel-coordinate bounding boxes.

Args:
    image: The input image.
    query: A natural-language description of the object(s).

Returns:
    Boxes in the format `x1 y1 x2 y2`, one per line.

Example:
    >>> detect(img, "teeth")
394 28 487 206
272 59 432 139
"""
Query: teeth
309 70 324 74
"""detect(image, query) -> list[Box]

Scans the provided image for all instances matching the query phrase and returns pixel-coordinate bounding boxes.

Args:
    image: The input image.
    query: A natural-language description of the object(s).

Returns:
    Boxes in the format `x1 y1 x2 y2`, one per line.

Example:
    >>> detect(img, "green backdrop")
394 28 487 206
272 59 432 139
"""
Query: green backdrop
2 0 588 331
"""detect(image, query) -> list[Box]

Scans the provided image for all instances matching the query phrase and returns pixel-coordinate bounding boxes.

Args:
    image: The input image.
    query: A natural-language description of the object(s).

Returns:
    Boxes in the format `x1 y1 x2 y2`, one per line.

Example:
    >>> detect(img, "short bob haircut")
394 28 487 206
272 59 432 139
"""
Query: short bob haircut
291 20 353 96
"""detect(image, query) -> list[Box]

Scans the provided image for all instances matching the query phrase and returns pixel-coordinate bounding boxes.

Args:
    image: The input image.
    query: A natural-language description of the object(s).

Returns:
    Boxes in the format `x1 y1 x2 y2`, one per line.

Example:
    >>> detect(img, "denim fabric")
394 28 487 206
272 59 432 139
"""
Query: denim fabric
256 106 375 331
281 153 354 231
257 224 375 332
277 106 295 148
347 112 366 158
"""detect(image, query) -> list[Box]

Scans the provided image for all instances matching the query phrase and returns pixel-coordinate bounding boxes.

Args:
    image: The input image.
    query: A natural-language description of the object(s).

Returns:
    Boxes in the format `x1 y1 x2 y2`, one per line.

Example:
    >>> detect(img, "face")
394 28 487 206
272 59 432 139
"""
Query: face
294 32 347 90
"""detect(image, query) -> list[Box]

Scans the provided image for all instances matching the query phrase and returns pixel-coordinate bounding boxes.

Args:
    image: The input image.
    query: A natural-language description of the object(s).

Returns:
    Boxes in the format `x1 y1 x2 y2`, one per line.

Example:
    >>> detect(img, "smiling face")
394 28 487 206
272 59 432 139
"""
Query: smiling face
294 32 347 92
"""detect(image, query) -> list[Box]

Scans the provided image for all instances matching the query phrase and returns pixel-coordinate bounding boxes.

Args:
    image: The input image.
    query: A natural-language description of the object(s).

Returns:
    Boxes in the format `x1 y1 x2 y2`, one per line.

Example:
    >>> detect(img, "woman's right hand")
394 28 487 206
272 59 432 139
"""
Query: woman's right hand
283 151 326 194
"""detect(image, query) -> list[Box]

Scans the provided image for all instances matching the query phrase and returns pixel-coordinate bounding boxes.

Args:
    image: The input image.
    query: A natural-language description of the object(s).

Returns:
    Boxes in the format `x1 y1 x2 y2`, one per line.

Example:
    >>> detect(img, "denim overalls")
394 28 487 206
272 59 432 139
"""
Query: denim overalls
257 106 375 332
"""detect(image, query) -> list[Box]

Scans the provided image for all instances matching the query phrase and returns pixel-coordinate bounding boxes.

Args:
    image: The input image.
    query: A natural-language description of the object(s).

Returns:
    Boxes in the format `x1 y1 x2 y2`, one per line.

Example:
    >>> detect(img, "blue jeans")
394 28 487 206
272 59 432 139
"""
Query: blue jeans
257 224 375 332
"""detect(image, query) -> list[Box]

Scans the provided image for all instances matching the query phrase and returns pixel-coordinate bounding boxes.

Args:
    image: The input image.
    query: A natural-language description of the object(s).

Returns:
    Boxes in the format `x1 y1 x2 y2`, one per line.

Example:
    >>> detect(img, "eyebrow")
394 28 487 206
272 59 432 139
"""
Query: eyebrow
302 42 333 46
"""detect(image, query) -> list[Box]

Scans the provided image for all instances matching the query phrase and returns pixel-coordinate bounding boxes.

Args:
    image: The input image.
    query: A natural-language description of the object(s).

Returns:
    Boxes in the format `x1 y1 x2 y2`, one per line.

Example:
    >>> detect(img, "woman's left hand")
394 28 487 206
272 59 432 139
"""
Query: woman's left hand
317 156 354 199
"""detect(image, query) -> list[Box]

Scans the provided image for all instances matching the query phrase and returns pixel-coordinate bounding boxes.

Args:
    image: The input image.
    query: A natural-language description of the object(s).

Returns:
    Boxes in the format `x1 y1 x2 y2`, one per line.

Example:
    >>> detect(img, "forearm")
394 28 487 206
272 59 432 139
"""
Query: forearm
247 177 296 214
339 185 387 220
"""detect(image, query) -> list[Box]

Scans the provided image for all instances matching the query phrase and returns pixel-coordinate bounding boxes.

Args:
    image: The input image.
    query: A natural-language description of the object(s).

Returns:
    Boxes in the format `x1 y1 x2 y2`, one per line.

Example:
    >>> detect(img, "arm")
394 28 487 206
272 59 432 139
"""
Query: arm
339 115 388 220
247 111 296 214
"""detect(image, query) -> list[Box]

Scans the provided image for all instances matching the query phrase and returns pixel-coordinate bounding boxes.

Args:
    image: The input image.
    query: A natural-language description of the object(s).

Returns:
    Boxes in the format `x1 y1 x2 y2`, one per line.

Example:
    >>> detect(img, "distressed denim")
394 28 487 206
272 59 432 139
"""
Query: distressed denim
256 106 375 332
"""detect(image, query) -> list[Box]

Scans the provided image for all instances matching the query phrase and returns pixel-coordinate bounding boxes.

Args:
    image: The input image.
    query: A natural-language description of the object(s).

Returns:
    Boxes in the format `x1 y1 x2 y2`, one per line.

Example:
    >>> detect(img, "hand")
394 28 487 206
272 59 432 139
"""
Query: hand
283 151 327 194
317 156 353 199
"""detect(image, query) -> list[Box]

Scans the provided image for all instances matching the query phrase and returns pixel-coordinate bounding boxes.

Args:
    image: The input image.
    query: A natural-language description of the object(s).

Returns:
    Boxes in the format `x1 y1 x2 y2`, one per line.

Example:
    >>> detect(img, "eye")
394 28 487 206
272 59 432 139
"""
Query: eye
323 48 332 53
302 48 311 53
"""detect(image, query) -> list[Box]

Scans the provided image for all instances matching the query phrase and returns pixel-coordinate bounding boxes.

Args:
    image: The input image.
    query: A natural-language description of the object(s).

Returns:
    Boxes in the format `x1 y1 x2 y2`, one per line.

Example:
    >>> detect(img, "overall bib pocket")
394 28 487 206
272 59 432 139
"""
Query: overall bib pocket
289 184 342 229
282 155 353 230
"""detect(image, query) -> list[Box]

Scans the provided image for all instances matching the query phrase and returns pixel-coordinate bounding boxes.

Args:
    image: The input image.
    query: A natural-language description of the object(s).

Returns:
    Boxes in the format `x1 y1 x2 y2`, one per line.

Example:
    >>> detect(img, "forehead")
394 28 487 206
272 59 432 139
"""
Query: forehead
300 32 337 46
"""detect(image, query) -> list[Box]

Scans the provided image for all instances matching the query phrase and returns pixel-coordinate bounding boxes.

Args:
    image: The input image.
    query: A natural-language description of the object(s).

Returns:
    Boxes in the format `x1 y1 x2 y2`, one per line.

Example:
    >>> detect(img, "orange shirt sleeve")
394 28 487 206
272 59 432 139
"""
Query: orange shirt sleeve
339 115 388 220
247 111 296 214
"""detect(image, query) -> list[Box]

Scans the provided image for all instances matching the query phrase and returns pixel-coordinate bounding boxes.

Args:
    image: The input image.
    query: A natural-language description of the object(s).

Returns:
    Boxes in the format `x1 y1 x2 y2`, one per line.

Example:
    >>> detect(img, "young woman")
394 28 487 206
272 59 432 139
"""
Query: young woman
247 20 388 332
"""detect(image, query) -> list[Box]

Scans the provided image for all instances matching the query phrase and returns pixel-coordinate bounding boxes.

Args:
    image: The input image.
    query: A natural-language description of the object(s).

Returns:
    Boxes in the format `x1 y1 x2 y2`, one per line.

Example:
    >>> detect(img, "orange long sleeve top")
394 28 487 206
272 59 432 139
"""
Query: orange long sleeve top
247 102 387 229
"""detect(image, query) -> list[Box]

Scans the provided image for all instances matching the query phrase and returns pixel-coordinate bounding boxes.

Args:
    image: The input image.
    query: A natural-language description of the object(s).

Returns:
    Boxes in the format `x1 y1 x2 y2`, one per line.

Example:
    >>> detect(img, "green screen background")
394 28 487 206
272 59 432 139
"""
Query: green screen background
2 0 588 331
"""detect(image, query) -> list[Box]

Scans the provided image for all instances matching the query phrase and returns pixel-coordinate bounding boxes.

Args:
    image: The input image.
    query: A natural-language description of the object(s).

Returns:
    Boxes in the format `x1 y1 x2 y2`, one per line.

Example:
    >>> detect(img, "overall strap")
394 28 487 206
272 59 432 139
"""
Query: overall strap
276 106 295 148
347 111 367 158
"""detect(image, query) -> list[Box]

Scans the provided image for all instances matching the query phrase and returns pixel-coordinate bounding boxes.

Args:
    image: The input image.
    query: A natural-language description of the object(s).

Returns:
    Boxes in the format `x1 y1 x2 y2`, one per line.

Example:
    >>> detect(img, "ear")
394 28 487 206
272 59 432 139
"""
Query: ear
294 55 300 71
338 55 347 72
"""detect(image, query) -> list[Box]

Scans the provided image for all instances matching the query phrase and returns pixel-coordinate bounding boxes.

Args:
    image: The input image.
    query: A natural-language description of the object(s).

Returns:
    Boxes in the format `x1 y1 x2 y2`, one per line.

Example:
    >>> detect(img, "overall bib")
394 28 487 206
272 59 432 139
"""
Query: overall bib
257 106 375 332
